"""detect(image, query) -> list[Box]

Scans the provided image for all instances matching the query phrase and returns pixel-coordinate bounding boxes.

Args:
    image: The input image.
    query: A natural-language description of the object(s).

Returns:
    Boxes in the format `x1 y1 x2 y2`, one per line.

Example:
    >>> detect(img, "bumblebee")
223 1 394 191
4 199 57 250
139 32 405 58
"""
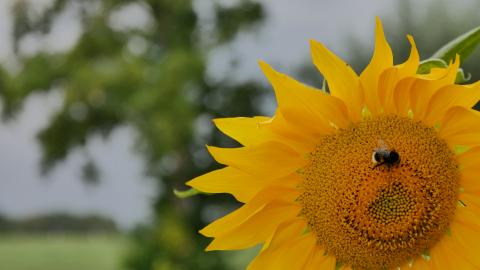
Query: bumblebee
372 139 400 168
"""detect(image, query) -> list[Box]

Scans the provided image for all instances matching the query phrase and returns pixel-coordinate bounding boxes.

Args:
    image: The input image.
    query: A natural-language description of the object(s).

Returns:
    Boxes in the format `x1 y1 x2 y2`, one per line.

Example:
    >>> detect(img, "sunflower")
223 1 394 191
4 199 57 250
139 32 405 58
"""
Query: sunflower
187 18 480 269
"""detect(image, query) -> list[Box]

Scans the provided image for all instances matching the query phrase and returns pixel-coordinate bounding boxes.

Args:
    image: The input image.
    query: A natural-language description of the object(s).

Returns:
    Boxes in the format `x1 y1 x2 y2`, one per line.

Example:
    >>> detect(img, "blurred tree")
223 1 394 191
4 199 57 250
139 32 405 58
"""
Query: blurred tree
0 212 118 234
0 0 265 269
4 0 479 269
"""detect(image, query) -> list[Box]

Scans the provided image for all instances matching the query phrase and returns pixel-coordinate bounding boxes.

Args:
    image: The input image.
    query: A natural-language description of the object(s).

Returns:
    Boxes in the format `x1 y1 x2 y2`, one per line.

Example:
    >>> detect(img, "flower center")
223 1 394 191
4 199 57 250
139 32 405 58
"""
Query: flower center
368 182 415 224
299 115 459 270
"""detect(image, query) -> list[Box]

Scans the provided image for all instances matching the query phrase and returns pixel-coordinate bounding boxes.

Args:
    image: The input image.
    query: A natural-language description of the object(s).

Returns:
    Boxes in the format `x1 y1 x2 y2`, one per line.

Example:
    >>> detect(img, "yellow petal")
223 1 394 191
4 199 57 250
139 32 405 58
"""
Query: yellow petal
259 61 349 132
459 193 480 210
213 116 272 146
205 201 301 251
410 56 460 121
439 106 480 147
207 141 305 178
303 245 336 270
377 67 398 114
457 146 480 169
260 110 318 154
447 205 480 268
214 114 319 156
248 230 316 270
187 167 301 202
459 171 480 197
409 257 433 270
423 81 480 126
418 67 453 80
457 147 480 195
382 36 420 114
200 185 300 237
393 77 416 116
262 218 307 251
443 134 480 148
396 35 420 77
429 233 474 270
456 196 480 224
360 17 393 115
310 40 362 122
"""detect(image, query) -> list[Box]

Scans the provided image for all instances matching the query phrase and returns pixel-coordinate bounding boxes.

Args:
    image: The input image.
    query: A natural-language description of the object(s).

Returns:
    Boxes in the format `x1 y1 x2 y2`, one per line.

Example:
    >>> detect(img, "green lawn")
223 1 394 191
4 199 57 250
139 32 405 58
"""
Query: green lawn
0 234 126 270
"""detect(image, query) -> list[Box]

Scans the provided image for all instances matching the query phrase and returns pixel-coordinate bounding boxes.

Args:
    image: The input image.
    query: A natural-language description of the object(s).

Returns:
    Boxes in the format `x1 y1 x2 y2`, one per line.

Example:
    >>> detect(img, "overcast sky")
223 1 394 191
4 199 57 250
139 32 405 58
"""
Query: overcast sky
0 0 475 229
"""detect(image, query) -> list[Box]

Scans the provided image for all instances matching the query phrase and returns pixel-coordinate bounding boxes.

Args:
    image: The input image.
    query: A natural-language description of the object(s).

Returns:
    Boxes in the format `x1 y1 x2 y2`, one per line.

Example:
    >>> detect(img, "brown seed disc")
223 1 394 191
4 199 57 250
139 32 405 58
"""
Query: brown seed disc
299 115 459 269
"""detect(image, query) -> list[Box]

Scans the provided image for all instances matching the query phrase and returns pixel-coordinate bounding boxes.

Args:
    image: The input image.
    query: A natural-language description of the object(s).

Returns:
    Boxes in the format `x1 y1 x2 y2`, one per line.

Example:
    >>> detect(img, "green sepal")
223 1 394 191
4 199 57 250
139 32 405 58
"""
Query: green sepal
455 68 472 84
321 78 329 93
421 250 431 261
419 25 480 84
361 106 372 120
173 188 205 198
454 145 470 154
417 59 447 74
431 25 480 64
407 109 414 119
417 58 472 84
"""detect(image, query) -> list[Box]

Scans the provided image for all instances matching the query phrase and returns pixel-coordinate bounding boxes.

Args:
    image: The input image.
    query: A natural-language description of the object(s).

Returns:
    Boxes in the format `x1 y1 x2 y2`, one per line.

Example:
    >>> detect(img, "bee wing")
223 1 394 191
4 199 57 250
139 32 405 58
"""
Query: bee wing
377 138 388 149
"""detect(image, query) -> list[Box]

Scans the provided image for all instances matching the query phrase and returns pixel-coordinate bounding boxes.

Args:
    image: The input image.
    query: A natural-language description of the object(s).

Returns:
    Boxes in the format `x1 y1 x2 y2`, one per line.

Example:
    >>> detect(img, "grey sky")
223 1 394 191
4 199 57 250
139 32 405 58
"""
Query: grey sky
0 0 475 229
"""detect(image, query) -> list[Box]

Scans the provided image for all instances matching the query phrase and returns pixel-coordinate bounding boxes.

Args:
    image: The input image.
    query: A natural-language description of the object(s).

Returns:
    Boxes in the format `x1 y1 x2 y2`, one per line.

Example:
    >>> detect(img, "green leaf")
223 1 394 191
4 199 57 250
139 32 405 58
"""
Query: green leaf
455 68 472 84
417 59 447 74
431 25 480 64
321 78 329 93
422 250 431 261
417 59 471 84
173 188 202 198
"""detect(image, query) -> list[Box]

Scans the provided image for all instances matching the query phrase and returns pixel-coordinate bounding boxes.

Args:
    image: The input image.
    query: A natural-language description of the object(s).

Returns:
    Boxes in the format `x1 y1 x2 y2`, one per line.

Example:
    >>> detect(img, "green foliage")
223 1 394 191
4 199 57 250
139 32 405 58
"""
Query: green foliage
417 59 471 84
417 24 480 84
8 1 478 269
455 68 472 84
125 210 226 270
1 0 265 269
431 25 480 64
216 1 264 42
82 159 101 185
173 187 203 198
0 213 118 234
417 59 447 74
0 234 125 270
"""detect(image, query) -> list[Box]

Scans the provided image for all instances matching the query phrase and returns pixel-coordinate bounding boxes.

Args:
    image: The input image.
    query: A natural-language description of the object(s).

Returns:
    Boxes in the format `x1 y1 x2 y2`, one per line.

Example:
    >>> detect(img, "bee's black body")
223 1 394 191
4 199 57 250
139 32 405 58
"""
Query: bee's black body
372 149 400 168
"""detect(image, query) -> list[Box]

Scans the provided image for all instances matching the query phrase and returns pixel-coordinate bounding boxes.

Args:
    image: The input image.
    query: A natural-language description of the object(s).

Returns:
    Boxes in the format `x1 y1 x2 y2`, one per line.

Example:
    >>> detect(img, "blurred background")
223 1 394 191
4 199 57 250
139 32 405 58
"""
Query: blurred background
0 0 479 269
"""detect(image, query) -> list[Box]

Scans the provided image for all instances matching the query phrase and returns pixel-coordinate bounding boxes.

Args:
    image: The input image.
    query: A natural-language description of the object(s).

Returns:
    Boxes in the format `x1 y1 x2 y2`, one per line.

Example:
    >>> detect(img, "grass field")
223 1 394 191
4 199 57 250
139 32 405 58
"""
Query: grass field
0 234 126 270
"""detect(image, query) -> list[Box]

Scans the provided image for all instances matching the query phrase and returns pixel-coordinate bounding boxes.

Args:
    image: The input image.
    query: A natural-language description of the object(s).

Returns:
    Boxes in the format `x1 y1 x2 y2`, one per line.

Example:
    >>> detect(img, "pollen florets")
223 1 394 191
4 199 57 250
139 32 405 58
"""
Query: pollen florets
299 115 459 269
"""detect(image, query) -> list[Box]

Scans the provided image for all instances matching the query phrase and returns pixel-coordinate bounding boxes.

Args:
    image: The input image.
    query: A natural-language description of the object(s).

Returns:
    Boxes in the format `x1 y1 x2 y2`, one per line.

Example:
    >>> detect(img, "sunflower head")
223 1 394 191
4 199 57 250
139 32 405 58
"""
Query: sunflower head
188 18 480 270
300 115 459 269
